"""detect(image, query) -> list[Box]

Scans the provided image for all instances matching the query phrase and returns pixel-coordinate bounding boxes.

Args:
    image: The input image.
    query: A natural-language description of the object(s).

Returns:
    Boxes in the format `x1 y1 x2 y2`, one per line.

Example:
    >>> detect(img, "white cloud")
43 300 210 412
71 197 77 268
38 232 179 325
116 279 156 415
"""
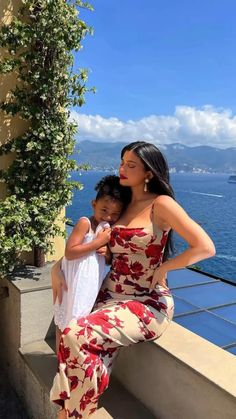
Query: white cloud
70 105 236 148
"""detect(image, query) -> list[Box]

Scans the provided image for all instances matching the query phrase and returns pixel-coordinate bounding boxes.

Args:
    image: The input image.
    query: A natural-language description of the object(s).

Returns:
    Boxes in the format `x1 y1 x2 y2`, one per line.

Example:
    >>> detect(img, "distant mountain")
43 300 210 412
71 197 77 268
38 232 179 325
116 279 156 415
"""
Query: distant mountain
73 140 236 173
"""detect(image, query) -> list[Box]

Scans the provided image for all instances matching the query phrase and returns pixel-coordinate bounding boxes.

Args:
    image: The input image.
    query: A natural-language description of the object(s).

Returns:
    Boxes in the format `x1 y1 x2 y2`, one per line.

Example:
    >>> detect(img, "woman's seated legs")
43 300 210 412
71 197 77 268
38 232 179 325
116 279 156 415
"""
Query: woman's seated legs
51 299 170 418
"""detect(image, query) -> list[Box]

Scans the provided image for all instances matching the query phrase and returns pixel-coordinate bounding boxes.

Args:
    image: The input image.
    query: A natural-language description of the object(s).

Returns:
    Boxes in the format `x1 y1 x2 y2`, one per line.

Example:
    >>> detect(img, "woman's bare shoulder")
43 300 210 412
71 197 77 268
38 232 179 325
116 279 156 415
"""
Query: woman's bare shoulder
153 195 180 229
153 194 176 208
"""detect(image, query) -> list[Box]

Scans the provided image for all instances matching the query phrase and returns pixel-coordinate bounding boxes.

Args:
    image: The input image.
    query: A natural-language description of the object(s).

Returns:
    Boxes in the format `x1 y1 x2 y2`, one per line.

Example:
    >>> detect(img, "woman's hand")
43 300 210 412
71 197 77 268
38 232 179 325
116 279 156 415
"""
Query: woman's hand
51 262 67 305
150 265 168 291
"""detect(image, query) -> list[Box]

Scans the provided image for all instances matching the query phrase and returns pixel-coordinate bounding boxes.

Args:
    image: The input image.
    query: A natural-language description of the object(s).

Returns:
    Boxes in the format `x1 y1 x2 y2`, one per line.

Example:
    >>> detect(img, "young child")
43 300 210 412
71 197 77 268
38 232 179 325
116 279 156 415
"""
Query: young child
53 175 128 352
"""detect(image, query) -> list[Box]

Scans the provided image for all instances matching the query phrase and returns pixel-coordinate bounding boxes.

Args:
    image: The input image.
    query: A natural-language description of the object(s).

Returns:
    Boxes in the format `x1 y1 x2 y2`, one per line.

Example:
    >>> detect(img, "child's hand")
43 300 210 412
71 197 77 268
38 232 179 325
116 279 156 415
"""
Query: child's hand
96 245 107 256
96 227 111 246
97 245 112 264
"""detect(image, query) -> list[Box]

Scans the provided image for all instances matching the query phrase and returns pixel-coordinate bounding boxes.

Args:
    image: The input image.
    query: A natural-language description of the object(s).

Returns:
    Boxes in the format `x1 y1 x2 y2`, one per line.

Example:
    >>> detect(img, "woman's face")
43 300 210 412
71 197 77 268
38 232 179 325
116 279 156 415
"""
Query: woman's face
119 150 151 188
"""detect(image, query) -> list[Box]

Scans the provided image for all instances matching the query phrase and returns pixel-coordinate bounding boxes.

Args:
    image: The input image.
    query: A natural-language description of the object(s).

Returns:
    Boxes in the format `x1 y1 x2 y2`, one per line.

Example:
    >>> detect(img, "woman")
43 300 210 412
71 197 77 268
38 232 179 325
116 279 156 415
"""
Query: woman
51 141 215 419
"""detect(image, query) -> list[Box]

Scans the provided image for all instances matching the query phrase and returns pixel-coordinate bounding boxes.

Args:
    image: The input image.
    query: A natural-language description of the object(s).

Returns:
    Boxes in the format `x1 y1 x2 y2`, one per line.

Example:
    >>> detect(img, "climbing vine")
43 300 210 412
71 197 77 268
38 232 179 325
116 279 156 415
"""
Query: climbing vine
0 0 93 274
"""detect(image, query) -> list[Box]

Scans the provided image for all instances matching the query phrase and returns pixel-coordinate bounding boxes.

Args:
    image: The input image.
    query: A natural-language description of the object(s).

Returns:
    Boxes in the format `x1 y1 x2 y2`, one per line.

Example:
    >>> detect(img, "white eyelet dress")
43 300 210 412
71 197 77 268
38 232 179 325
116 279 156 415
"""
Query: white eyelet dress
54 217 109 331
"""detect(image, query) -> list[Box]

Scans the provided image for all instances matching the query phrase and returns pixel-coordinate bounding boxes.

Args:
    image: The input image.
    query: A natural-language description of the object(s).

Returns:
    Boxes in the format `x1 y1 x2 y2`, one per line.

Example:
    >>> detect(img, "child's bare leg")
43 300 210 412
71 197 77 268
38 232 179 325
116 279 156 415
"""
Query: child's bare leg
56 326 62 354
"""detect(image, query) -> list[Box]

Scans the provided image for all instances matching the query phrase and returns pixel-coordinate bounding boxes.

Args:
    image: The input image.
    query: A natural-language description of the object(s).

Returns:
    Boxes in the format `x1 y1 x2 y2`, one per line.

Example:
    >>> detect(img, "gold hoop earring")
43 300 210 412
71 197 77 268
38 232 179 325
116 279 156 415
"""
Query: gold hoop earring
144 179 149 192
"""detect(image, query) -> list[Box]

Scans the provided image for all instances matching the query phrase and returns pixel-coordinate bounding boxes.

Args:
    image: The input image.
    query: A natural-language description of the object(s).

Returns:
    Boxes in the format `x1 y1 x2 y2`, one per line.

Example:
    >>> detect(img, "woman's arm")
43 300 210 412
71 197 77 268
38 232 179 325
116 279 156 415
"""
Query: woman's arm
151 195 215 288
65 218 111 260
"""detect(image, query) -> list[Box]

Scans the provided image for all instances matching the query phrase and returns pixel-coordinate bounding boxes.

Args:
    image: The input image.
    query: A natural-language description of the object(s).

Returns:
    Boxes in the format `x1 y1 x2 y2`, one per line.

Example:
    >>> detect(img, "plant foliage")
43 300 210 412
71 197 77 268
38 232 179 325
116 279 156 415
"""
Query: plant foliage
0 0 93 274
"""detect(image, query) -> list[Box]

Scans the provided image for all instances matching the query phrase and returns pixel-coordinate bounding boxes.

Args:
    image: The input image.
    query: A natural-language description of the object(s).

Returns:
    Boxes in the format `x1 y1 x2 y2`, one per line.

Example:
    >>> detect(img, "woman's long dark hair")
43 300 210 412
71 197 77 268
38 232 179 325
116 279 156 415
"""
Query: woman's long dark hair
121 141 175 260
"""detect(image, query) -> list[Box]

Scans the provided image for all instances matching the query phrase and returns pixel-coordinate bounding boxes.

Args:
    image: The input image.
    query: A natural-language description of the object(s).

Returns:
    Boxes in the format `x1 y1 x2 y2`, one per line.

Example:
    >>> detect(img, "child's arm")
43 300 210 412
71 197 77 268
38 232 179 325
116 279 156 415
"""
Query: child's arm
65 218 111 260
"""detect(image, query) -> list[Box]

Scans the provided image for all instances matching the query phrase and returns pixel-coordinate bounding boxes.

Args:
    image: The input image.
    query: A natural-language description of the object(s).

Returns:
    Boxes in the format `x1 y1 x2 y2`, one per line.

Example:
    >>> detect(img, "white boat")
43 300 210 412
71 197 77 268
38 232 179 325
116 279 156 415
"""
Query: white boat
228 175 236 183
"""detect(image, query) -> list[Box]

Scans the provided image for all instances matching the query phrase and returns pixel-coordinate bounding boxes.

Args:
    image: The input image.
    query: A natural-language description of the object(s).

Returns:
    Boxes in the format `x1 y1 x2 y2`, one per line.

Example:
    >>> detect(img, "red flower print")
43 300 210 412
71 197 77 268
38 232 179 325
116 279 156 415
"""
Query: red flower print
83 353 95 364
130 261 144 279
96 288 111 303
129 242 143 253
81 351 102 381
146 275 153 285
79 388 95 411
144 330 156 340
134 283 148 292
119 230 135 241
111 315 124 328
82 311 114 335
124 300 155 325
145 243 162 259
68 408 82 418
97 370 109 394
155 287 171 297
119 229 147 240
59 391 69 400
150 257 162 266
76 327 87 336
115 284 123 293
59 343 70 362
89 408 97 415
130 261 143 272
123 278 134 286
69 375 79 391
158 301 168 310
109 271 120 282
106 346 118 358
114 259 131 275
109 231 116 247
116 235 126 247
145 298 167 313
68 357 81 370
110 227 147 252
63 327 71 335
84 364 95 380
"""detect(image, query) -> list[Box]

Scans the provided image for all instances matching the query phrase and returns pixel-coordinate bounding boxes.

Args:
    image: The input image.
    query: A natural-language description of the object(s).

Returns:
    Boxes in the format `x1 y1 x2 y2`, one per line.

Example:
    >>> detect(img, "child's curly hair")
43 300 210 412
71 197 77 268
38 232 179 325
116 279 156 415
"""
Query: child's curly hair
94 175 131 206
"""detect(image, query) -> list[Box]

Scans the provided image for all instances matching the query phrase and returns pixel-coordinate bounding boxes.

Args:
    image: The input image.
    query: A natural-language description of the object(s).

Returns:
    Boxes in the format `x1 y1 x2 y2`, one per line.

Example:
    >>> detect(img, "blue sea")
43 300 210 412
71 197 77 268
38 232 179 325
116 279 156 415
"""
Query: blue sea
67 171 236 284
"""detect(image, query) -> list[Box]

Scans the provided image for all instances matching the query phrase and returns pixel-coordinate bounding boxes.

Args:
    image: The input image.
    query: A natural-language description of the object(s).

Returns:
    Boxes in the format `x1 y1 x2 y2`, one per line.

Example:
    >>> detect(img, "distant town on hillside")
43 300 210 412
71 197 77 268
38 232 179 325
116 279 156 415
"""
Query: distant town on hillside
73 140 236 174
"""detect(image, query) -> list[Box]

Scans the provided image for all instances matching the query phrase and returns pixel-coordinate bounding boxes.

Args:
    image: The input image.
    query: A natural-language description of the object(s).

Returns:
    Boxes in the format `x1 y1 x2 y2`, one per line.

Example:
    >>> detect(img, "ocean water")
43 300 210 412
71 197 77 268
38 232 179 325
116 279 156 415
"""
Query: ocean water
67 171 236 283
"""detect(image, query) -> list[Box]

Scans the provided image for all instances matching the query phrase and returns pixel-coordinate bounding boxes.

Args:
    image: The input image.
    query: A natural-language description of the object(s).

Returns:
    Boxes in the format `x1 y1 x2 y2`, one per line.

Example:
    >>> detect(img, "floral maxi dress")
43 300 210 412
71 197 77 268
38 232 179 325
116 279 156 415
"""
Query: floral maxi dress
50 223 174 418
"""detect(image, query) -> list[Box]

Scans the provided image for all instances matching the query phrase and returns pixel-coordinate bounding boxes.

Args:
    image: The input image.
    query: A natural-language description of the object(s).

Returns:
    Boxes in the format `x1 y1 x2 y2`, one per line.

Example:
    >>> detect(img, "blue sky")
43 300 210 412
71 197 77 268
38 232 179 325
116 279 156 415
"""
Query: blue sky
72 0 236 148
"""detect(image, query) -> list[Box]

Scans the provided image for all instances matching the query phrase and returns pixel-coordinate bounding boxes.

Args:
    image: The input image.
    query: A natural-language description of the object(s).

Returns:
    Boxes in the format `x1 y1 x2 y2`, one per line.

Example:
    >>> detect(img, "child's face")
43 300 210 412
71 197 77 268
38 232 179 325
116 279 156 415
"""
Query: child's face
92 196 123 225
